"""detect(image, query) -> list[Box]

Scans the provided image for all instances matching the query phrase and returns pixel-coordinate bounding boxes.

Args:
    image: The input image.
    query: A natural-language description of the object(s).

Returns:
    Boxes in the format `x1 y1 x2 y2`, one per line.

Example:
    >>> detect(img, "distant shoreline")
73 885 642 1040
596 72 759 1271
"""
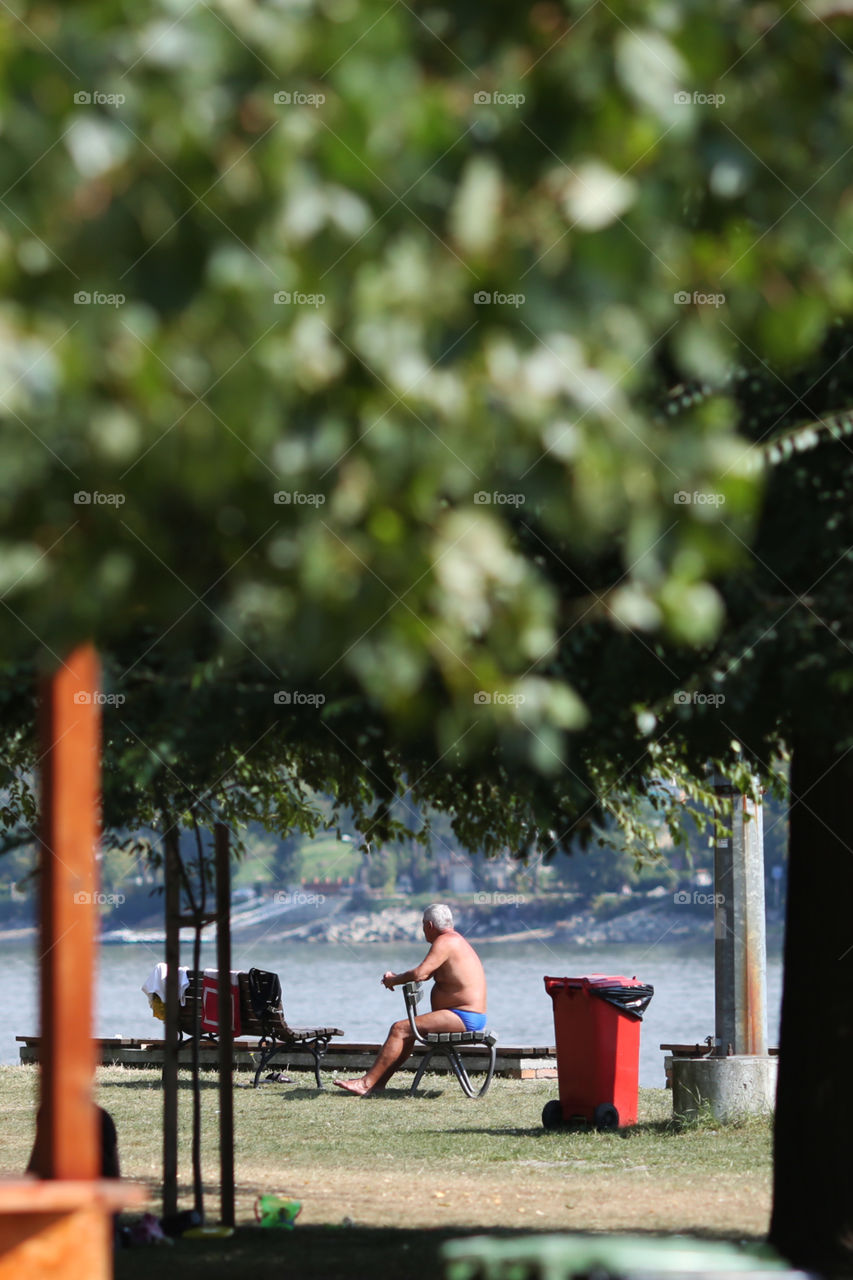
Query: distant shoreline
0 892 786 948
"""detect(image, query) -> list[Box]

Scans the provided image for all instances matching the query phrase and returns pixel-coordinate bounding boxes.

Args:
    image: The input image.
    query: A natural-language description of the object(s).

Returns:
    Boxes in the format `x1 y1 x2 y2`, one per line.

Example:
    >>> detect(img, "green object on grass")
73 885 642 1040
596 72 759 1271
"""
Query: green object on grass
254 1195 302 1229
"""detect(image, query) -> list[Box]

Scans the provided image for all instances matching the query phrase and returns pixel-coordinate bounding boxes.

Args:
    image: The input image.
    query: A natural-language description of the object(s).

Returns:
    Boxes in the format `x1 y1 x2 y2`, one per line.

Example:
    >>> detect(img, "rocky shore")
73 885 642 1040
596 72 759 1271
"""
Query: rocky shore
268 895 786 947
0 893 786 948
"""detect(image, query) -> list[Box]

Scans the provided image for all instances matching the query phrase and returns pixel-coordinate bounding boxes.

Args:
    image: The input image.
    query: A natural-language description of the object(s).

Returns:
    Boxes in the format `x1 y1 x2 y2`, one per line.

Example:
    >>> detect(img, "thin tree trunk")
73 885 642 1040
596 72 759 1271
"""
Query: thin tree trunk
770 734 853 1269
190 816 207 1221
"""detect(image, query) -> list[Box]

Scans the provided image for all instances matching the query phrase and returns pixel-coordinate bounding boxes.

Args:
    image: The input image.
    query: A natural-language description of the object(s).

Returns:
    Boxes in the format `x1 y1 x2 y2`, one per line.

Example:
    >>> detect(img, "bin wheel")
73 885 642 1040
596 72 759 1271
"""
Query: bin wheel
542 1099 564 1130
594 1103 619 1131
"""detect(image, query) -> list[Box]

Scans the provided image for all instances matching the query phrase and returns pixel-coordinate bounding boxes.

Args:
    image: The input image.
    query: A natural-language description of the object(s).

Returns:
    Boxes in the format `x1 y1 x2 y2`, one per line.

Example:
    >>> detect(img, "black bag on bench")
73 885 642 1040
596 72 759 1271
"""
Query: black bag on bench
248 968 283 1034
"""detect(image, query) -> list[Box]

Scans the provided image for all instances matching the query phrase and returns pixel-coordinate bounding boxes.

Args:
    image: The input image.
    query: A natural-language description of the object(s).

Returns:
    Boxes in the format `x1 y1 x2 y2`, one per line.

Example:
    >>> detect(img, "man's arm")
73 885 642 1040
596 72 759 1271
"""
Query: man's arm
382 935 451 988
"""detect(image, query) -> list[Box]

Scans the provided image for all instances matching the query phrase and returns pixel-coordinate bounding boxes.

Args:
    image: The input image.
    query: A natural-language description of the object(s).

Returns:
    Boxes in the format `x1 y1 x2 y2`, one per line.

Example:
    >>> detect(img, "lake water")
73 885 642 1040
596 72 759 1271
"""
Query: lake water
0 936 784 1088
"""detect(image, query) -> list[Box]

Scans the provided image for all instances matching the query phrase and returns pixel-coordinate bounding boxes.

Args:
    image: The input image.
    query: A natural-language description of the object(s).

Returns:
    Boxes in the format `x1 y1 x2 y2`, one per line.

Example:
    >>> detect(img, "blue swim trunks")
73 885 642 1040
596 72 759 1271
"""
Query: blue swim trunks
450 1008 487 1033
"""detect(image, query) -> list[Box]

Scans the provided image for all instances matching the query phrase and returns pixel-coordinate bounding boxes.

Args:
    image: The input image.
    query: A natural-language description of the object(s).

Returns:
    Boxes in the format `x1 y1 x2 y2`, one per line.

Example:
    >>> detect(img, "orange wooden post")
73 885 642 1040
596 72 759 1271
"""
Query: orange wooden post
36 643 100 1180
0 645 145 1280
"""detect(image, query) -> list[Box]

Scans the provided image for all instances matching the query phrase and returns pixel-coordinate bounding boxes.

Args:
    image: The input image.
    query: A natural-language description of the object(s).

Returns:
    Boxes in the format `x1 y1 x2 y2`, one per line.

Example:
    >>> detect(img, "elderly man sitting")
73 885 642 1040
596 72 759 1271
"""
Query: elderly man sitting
334 903 487 1097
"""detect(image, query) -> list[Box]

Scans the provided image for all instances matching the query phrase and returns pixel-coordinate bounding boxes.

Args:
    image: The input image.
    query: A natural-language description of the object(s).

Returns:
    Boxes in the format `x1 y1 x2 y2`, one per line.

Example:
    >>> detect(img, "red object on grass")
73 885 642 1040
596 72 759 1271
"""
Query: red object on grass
543 975 653 1129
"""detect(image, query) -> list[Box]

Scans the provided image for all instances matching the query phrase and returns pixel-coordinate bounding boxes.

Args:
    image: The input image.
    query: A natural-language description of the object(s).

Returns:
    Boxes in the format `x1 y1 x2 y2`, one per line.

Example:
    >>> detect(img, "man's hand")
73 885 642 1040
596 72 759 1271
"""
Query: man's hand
381 971 396 990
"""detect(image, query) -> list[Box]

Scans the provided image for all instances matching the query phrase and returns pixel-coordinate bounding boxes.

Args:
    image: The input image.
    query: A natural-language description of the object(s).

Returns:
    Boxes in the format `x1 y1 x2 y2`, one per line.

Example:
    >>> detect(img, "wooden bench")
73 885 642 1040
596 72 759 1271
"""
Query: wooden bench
175 969 343 1089
402 982 498 1098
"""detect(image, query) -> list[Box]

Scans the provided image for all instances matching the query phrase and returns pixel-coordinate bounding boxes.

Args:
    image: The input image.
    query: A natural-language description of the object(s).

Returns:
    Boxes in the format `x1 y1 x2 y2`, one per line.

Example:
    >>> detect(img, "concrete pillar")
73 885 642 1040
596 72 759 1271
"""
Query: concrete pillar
672 1055 778 1122
674 779 772 1124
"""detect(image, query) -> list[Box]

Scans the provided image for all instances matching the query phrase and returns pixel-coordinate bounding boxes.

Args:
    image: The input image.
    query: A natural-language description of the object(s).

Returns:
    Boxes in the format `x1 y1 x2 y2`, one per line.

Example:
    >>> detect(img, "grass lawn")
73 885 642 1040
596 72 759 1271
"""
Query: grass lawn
0 1065 774 1279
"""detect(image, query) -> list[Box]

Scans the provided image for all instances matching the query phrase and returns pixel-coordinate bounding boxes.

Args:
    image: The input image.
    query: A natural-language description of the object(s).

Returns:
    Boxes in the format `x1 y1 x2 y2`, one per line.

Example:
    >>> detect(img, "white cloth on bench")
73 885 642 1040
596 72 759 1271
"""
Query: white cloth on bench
142 962 189 1008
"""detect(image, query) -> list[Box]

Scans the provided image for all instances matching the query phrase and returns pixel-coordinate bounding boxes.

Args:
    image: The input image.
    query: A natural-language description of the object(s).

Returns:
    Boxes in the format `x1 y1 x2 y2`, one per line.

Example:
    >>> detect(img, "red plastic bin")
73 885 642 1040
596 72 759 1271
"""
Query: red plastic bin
543 975 654 1131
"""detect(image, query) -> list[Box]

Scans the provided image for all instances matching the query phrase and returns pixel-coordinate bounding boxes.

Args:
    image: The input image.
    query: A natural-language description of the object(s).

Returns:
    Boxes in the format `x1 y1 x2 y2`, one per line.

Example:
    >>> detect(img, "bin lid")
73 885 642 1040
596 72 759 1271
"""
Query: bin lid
544 975 642 992
544 975 654 1019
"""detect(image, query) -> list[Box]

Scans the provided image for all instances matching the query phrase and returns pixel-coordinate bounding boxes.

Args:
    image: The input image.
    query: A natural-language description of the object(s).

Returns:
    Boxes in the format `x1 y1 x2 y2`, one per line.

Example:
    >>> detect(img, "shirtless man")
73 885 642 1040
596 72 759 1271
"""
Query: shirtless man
334 903 486 1097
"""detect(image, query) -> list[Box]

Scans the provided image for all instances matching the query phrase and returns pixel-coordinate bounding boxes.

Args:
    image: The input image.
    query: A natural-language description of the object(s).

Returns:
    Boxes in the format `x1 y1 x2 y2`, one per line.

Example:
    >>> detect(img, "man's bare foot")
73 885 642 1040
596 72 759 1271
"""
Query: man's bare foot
333 1077 376 1096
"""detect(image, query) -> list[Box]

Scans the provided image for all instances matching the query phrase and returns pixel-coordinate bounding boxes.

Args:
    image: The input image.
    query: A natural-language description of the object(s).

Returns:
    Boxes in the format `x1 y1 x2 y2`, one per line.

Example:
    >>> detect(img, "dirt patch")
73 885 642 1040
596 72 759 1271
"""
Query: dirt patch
235 1163 770 1236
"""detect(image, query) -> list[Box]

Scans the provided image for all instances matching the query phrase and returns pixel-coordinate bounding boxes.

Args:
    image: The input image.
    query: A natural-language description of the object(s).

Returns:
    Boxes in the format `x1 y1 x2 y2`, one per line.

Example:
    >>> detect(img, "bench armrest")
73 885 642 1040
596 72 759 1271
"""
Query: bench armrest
401 982 425 1043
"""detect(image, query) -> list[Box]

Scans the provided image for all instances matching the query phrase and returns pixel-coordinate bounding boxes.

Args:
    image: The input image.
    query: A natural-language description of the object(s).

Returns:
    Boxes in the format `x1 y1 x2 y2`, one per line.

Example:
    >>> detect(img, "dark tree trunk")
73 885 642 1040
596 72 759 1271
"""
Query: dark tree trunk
770 735 853 1269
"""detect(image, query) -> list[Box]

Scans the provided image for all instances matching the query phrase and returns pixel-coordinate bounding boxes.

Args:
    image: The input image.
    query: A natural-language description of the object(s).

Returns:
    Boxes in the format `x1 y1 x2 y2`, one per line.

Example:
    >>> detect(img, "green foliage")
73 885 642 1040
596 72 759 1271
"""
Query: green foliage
366 846 397 891
2 3 853 867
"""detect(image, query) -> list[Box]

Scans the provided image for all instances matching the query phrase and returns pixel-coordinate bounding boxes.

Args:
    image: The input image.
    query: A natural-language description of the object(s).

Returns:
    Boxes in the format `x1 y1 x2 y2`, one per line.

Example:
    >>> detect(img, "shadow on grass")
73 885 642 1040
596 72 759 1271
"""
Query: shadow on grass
428 1126 547 1138
115 1224 467 1280
115 1222 775 1280
99 1076 226 1091
257 1085 330 1099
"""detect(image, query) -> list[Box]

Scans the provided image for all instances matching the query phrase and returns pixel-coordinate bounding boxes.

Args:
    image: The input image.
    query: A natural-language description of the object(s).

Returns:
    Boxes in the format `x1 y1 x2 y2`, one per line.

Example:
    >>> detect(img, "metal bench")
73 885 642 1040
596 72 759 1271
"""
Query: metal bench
402 981 498 1098
236 971 343 1089
174 969 343 1089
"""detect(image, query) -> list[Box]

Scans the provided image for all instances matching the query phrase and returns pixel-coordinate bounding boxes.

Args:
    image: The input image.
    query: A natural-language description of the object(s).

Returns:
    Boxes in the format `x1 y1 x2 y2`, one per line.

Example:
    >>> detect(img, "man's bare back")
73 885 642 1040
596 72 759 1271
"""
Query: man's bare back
423 930 486 1014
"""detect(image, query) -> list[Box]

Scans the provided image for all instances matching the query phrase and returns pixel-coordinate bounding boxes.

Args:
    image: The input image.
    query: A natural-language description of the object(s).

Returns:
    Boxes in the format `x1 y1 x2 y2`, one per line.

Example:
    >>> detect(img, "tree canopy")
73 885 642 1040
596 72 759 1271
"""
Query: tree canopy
3 0 853 864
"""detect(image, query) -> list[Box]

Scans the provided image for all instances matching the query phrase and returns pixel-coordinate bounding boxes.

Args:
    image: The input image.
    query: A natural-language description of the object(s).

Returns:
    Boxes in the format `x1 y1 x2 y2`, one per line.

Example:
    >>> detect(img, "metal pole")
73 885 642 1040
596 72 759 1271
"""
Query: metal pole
713 776 735 1055
215 824 234 1227
713 777 767 1055
163 828 180 1219
732 791 768 1055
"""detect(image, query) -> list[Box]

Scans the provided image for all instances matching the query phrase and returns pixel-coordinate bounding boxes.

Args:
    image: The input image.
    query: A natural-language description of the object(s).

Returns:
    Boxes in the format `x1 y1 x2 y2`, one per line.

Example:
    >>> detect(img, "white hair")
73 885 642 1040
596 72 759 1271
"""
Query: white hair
423 903 453 932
